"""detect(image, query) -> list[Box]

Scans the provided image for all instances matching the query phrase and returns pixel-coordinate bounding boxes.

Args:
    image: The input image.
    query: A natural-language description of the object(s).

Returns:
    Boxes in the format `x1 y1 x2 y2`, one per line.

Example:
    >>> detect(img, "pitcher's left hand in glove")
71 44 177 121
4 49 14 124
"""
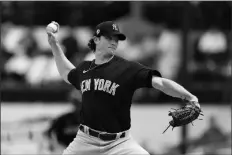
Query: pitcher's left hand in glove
162 101 204 134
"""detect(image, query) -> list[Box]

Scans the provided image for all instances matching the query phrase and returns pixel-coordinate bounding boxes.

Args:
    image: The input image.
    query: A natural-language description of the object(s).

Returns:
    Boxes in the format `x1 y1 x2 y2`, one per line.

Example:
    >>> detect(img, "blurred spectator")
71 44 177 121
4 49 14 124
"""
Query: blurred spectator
3 25 63 87
41 88 82 153
157 27 182 80
187 115 229 155
63 27 93 66
61 27 80 64
194 116 228 146
3 26 37 84
190 27 230 82
25 53 62 86
19 27 40 57
1 22 14 82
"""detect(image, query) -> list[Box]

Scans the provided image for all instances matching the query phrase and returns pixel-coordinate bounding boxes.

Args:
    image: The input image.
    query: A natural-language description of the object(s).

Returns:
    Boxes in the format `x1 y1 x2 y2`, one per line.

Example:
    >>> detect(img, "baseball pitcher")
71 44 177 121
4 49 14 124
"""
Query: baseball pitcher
46 21 201 155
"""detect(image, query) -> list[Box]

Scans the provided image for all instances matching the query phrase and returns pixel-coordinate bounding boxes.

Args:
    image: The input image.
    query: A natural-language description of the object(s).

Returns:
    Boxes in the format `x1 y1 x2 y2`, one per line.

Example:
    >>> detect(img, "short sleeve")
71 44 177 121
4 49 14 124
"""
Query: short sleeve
68 68 80 89
132 62 162 89
67 61 86 90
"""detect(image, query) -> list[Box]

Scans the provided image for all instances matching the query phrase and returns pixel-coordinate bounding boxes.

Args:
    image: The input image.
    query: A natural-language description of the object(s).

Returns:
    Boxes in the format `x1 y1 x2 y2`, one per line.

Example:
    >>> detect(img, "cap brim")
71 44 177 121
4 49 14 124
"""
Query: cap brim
112 32 126 41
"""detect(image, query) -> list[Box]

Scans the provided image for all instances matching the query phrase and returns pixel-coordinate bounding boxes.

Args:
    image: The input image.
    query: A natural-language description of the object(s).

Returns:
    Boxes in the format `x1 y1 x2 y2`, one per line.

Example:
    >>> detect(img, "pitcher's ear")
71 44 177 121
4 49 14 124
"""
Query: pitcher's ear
93 36 100 43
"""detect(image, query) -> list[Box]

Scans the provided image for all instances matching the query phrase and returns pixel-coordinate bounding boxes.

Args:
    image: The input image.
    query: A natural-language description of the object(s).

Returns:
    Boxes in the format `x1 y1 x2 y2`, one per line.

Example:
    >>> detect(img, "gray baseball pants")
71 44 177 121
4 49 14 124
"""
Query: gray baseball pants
62 125 149 155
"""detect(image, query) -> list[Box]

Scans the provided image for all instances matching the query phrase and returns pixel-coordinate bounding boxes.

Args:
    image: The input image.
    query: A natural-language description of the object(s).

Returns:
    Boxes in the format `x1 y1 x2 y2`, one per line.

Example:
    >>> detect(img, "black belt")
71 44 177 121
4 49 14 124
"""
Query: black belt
79 125 126 141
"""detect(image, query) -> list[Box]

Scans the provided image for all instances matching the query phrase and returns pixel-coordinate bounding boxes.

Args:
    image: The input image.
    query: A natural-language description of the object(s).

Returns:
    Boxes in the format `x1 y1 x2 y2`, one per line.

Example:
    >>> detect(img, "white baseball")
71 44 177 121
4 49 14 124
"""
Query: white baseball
46 22 59 33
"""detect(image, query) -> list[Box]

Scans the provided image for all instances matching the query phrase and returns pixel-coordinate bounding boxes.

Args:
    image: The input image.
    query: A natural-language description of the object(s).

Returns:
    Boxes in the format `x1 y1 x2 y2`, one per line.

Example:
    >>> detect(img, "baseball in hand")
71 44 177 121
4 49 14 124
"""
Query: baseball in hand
46 22 59 33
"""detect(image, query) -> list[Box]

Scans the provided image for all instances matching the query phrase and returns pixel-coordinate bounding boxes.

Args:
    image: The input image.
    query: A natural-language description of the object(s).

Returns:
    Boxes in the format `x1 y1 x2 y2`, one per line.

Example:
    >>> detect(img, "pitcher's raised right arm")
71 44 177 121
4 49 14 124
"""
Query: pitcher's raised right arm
46 22 75 84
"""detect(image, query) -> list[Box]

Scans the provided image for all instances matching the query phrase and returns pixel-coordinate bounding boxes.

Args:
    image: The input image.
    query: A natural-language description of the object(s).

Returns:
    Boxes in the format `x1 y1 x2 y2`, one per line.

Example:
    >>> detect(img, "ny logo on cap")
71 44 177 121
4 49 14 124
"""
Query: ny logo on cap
96 29 100 35
112 24 118 31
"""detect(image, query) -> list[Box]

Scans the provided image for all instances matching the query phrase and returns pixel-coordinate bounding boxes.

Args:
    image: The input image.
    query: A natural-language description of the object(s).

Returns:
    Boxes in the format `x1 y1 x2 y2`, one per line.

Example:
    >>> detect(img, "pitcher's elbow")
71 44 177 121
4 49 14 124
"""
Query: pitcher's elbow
152 76 163 90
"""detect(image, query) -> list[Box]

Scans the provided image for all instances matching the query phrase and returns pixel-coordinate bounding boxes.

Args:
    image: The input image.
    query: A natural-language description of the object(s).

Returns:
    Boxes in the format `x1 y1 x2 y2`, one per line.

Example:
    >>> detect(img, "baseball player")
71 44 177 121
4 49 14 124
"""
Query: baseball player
46 21 200 155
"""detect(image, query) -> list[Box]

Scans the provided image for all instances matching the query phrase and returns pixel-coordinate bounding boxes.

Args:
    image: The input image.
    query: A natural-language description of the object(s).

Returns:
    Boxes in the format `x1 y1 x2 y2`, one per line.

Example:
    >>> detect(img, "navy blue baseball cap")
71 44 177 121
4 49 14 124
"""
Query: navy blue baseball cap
94 21 126 41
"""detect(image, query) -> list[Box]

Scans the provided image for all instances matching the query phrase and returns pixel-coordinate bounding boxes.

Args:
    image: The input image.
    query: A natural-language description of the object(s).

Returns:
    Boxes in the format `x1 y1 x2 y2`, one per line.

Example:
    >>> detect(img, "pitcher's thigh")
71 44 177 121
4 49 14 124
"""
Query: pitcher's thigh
108 138 150 155
62 136 100 155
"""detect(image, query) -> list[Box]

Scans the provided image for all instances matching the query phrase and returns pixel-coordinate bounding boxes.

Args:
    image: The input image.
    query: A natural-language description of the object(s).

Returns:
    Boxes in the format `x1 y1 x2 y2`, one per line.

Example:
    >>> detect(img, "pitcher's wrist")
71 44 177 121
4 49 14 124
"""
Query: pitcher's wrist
189 95 198 102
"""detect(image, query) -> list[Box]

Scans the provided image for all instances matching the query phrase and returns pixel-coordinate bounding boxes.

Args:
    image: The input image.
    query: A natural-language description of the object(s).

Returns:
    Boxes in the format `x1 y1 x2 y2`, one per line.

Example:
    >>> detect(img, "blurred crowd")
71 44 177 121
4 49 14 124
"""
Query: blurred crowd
2 23 230 84
1 23 90 88
1 22 183 88
1 22 231 102
188 27 231 82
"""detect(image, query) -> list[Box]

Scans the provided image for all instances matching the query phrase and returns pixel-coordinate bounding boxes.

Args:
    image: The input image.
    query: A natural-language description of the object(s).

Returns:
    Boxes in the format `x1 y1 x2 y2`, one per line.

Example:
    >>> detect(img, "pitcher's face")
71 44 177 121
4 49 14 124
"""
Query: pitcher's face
95 35 119 54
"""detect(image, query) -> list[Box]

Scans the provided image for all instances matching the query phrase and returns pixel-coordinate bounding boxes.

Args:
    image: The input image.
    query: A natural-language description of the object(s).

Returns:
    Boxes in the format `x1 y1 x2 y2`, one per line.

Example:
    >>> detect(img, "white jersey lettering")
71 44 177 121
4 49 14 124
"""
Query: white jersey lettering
81 78 119 96
98 79 105 91
85 79 91 91
94 79 100 90
109 83 119 96
81 81 85 94
81 79 91 94
103 80 112 93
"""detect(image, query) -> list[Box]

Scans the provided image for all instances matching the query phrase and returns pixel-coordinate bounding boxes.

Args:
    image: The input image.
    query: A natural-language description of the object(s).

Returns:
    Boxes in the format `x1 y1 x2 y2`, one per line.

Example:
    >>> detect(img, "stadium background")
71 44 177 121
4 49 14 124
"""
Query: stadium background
1 1 231 155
